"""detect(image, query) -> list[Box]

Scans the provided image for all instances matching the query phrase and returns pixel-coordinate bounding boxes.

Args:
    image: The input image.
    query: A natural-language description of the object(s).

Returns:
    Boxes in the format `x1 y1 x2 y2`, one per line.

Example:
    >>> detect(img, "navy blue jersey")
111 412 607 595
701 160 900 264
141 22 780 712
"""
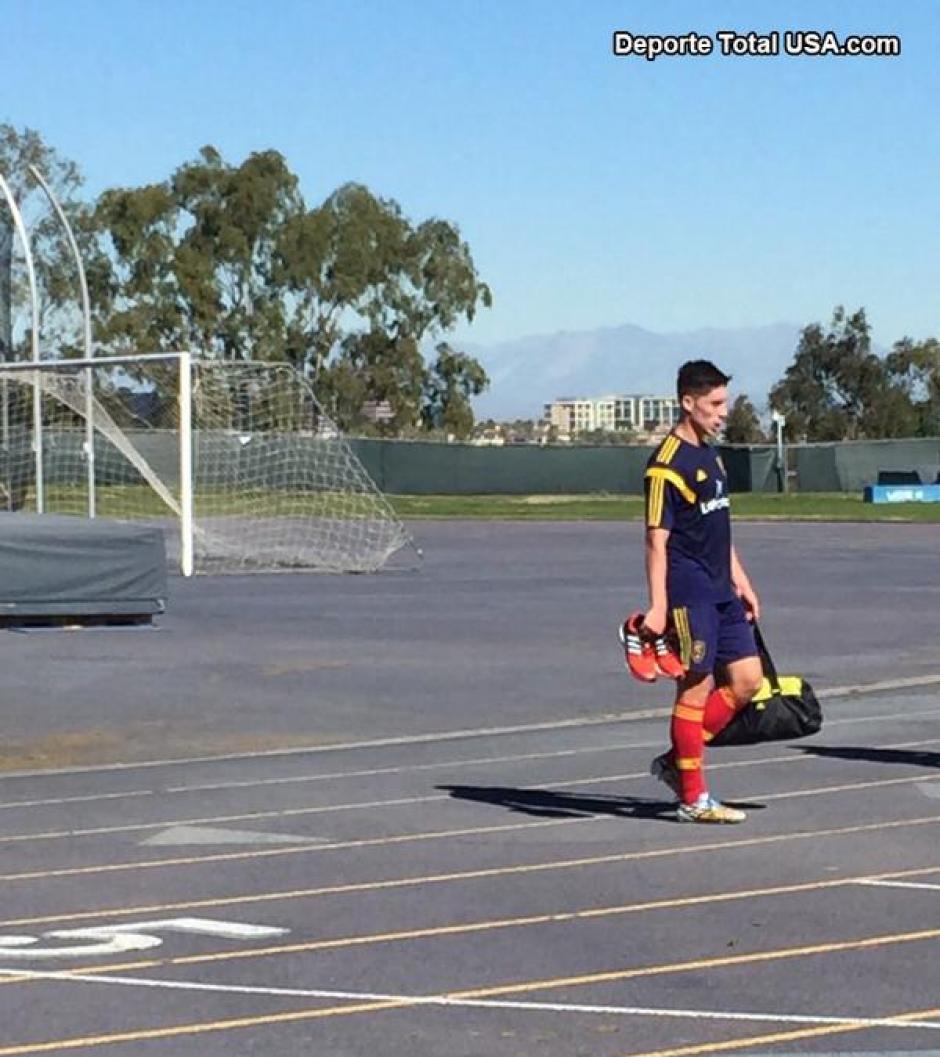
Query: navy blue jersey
644 433 734 605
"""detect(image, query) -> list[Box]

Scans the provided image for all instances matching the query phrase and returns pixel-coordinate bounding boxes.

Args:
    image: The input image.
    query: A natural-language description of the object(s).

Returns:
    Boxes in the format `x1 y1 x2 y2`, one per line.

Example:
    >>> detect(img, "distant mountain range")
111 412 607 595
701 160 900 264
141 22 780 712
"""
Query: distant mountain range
462 322 802 422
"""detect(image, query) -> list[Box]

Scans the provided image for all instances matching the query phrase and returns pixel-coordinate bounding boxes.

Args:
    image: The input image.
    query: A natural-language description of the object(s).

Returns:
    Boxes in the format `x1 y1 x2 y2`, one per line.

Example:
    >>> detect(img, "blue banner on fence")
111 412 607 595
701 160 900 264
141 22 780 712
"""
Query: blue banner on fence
863 484 940 504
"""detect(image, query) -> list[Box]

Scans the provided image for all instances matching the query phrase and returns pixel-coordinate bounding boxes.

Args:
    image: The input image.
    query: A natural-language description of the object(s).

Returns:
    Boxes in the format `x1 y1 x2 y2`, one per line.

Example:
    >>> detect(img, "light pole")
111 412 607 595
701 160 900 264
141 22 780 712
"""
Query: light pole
771 409 787 493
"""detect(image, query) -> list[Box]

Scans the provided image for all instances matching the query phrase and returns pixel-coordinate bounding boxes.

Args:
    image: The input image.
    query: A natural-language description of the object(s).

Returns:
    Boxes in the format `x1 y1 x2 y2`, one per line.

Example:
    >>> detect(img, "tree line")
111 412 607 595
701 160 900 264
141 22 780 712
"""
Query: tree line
725 306 940 444
0 126 491 439
2 126 938 445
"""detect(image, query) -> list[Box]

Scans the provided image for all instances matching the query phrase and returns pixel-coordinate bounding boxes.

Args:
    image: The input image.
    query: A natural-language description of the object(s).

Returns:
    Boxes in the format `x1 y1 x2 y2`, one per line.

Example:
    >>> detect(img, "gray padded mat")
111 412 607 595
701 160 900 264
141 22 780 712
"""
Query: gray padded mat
0 513 166 619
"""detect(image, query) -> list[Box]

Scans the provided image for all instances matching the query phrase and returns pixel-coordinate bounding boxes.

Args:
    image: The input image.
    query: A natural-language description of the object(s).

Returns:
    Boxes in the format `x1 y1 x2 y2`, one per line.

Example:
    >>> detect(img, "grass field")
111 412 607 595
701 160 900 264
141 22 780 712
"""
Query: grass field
388 492 940 522
13 486 940 522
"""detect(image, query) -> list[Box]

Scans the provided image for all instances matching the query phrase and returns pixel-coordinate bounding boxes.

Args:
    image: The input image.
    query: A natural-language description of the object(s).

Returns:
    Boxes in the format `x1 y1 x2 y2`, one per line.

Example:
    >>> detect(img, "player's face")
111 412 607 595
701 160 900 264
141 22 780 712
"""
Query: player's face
683 386 728 438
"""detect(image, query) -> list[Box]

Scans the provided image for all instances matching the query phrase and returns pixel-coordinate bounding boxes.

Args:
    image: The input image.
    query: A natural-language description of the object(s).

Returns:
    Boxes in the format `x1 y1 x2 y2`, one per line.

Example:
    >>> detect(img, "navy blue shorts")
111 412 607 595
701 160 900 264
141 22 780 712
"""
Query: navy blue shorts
671 597 758 674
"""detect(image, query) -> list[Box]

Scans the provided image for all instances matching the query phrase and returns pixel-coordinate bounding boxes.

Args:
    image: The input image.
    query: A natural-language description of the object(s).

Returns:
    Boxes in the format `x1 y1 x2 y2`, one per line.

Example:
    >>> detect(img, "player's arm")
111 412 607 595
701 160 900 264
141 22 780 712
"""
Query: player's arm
643 466 678 635
731 545 760 621
644 527 670 635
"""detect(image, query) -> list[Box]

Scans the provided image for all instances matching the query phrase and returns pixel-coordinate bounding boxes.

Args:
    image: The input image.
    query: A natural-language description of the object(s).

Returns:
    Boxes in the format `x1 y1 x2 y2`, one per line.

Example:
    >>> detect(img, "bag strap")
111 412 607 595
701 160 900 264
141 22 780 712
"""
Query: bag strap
753 622 782 695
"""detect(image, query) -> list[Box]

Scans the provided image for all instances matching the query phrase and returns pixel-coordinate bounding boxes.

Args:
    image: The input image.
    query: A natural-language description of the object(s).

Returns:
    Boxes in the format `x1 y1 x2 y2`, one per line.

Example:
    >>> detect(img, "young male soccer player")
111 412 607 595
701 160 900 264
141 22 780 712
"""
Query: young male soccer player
643 360 764 823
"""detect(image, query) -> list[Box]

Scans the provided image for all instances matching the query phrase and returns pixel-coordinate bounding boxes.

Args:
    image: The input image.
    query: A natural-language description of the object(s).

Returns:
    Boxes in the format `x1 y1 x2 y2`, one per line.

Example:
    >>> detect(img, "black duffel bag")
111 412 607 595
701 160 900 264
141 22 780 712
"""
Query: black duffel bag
711 624 822 747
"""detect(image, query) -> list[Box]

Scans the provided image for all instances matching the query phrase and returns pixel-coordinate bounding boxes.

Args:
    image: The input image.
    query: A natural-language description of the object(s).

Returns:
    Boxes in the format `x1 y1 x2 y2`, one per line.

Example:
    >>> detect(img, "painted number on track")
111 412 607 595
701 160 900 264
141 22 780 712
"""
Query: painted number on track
0 917 288 959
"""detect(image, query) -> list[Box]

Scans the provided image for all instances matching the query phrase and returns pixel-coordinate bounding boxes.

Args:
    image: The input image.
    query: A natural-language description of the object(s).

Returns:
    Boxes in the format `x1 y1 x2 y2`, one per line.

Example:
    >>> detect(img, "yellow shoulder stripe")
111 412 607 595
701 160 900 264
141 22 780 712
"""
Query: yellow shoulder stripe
644 466 697 505
646 473 666 527
657 435 680 465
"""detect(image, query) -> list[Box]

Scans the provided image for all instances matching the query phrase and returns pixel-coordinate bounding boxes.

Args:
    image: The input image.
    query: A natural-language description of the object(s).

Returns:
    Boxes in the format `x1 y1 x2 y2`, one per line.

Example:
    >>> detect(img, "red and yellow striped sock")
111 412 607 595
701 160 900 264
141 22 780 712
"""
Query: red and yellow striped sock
670 697 706 803
702 686 739 743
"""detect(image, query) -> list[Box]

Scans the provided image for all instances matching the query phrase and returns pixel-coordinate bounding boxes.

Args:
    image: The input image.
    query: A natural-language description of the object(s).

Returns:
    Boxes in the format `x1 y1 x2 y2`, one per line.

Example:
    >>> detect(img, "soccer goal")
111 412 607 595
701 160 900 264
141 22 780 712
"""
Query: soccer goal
0 352 413 575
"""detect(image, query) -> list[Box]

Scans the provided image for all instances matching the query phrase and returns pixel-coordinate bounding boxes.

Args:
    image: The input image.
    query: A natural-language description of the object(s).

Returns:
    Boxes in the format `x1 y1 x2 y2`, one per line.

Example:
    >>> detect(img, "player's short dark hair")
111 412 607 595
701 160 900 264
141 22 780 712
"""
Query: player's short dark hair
676 360 731 400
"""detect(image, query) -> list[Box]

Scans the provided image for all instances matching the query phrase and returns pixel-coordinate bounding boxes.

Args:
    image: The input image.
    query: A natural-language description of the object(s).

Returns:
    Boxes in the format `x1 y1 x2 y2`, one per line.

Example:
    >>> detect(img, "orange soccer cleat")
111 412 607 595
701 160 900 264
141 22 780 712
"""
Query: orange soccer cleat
619 612 658 683
652 629 685 679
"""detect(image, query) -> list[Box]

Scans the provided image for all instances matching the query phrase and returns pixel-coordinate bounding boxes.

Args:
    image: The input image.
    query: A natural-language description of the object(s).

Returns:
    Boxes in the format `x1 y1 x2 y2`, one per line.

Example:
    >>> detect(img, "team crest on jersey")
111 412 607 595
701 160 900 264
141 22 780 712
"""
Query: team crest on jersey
695 469 708 482
692 640 707 663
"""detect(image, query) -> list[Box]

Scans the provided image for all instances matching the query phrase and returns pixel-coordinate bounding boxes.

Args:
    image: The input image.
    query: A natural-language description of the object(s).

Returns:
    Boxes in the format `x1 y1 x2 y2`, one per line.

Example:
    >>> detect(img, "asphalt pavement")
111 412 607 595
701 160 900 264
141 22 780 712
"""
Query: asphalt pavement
0 519 935 1056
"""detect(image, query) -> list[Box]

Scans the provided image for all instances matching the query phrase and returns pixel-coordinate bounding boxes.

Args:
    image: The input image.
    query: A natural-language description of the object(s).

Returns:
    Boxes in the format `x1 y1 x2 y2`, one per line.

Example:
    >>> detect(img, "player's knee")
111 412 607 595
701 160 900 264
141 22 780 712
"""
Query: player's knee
678 671 713 705
731 667 763 703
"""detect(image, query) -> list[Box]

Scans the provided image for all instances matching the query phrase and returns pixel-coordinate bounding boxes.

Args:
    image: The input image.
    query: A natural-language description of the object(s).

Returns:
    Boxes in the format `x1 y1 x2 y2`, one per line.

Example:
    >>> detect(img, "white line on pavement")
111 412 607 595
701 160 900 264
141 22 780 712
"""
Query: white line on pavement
0 761 937 847
855 880 940 893
0 674 936 781
1 966 940 1032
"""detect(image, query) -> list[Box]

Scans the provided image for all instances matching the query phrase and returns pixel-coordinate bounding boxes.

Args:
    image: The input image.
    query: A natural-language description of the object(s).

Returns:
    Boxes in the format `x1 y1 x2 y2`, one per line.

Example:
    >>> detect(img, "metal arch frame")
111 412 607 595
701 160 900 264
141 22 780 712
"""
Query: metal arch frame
0 171 44 512
28 165 97 516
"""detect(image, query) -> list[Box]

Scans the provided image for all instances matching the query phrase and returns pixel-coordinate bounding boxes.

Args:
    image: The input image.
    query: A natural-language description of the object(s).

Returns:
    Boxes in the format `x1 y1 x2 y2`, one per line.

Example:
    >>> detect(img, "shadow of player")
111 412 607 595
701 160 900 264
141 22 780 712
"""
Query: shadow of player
797 745 940 769
437 784 760 823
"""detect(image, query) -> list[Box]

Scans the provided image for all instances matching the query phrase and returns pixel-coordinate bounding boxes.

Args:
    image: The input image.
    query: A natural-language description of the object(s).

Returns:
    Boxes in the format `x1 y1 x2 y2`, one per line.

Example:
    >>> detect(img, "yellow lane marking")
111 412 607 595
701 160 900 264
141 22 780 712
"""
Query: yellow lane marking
0 998 409 1055
3 933 940 1054
612 1005 940 1057
2 814 940 933
0 852 937 989
613 1010 938 1057
2 861 940 1007
163 870 940 969
0 815 587 884
4 859 940 965
449 926 940 1000
0 729 931 820
3 732 939 885
14 744 890 847
758 773 940 800
4 742 940 887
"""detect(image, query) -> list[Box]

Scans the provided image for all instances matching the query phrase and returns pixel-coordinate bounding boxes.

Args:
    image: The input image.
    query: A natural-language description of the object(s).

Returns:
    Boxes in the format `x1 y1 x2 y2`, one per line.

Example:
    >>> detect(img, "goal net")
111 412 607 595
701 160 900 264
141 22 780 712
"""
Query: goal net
0 353 413 575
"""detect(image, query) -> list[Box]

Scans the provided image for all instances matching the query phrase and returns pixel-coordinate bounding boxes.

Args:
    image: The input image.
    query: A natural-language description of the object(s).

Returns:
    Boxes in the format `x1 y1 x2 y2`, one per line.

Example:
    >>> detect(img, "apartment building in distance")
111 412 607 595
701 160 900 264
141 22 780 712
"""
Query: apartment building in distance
543 394 681 440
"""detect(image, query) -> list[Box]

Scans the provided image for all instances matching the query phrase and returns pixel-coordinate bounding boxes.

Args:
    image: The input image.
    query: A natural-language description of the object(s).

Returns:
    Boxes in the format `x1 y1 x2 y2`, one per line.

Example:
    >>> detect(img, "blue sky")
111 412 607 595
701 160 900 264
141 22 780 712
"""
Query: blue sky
3 0 937 350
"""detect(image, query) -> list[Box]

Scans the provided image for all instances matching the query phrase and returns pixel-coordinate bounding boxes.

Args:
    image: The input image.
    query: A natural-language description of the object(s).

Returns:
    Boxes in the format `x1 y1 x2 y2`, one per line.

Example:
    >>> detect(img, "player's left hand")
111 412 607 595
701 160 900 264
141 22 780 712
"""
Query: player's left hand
737 584 761 623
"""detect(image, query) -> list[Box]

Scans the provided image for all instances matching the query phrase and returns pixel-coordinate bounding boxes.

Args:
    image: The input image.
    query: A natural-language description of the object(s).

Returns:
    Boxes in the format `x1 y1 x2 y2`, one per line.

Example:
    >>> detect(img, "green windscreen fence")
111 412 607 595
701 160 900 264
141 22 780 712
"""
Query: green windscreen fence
350 437 938 495
715 446 779 493
349 440 787 495
350 439 654 494
795 439 940 491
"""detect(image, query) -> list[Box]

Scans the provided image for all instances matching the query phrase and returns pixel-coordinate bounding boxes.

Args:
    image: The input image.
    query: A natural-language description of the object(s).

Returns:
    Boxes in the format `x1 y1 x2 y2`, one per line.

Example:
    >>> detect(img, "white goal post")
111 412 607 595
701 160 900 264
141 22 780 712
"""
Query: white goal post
0 352 413 576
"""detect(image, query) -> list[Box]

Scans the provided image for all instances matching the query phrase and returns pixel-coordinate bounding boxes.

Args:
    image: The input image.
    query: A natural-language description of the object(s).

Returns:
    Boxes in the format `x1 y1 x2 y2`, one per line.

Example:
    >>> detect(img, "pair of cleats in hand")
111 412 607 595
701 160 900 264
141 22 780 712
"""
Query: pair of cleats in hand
619 612 685 682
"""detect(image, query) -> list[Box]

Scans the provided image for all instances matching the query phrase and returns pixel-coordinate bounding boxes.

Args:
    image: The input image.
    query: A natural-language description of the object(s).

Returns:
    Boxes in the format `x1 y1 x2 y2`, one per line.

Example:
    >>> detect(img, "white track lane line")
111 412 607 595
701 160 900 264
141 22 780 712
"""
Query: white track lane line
4 843 940 934
0 707 937 816
0 675 936 782
0 966 939 1032
0 710 669 781
0 759 937 846
0 740 665 812
855 880 940 892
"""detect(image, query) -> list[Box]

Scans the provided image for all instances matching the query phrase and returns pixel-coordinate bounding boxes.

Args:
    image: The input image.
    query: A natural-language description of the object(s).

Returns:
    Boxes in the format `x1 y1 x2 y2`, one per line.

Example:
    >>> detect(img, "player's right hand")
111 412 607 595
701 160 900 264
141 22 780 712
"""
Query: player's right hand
642 606 668 637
